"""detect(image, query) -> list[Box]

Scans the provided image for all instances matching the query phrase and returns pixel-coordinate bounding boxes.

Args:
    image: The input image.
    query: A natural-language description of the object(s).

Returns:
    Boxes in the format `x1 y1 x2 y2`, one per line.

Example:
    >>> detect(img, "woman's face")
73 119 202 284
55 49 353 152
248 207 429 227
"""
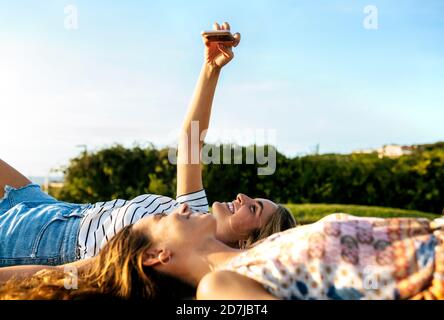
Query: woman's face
211 193 278 244
134 203 217 251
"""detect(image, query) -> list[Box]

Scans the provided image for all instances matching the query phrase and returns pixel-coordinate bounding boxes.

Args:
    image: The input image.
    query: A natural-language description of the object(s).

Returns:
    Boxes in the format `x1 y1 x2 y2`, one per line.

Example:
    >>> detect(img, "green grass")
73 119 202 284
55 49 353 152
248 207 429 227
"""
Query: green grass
285 203 441 225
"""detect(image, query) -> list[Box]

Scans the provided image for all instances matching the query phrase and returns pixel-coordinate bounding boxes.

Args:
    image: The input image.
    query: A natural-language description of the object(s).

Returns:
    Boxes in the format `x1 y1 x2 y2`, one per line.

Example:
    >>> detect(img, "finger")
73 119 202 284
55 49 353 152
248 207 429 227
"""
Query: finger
217 44 233 58
232 33 241 47
222 22 230 30
213 22 221 30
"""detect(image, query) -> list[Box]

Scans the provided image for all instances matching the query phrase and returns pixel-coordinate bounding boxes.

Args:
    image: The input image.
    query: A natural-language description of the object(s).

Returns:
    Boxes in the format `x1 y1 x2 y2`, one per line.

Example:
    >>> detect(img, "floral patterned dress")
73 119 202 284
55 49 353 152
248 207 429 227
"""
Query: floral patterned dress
218 214 444 300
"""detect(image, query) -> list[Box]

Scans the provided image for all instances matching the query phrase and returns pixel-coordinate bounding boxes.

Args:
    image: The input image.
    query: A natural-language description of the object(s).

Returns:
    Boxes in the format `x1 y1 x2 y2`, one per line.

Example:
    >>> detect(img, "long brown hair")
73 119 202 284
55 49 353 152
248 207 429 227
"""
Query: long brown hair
0 225 194 300
240 204 297 249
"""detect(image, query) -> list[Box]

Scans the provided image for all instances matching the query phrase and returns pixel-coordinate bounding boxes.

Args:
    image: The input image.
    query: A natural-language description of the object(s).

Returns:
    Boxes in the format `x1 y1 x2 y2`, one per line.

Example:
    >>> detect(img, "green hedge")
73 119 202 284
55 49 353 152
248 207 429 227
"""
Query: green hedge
55 142 444 214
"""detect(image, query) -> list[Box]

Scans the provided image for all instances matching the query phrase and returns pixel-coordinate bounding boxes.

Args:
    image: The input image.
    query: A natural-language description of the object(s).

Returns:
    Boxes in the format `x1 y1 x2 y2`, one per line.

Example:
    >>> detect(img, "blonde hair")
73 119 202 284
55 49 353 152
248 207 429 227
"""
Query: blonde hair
0 225 194 300
240 204 296 249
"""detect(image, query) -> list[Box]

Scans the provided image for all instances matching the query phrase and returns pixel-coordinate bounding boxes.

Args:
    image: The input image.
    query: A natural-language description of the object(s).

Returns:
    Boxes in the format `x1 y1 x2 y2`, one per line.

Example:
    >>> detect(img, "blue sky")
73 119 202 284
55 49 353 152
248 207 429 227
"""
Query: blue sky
0 0 443 176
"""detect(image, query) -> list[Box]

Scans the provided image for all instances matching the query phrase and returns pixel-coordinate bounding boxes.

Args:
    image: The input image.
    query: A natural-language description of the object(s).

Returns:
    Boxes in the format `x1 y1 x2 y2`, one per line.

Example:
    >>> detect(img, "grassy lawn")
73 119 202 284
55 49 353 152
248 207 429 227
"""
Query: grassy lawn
285 203 442 225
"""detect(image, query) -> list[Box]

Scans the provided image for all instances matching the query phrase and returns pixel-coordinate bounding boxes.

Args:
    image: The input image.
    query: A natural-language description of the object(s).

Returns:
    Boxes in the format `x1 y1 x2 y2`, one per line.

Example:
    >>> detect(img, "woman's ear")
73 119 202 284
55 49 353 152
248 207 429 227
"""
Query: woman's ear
158 249 172 265
141 248 172 267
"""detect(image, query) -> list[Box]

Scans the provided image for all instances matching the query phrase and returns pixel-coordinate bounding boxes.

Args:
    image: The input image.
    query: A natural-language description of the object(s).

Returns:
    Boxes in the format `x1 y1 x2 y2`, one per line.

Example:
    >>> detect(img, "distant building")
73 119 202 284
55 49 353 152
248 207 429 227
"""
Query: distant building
353 144 416 159
352 149 377 156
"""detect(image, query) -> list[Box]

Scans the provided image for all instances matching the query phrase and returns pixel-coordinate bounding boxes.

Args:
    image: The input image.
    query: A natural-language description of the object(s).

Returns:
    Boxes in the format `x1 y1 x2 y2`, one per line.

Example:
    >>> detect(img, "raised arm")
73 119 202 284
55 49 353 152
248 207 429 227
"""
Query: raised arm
176 22 241 197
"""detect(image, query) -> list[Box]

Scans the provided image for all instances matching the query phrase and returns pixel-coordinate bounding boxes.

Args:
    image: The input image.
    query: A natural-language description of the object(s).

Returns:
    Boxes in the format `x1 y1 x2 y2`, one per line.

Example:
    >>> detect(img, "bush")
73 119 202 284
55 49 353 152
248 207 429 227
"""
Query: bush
55 142 444 214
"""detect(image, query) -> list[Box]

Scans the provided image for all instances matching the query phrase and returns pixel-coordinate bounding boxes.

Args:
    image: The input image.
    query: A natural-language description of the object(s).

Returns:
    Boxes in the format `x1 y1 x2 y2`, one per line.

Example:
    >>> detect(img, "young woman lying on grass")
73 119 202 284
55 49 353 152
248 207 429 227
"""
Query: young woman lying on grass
1 206 443 300
0 21 295 269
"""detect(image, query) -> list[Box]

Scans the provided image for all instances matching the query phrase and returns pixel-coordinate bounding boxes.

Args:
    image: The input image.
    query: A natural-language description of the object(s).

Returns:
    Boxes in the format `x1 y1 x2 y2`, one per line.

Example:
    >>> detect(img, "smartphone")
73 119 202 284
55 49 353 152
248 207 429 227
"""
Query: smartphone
201 30 235 42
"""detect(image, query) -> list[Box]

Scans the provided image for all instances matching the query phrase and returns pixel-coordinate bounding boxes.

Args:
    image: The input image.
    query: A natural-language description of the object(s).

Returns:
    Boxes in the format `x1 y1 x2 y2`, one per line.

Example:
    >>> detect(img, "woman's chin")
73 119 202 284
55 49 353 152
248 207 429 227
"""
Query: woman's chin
211 202 220 215
212 202 231 219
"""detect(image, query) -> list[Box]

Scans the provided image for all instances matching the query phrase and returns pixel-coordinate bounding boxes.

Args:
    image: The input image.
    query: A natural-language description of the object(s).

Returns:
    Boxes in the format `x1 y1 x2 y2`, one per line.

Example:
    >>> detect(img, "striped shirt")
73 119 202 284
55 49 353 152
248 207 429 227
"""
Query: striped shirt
76 189 209 259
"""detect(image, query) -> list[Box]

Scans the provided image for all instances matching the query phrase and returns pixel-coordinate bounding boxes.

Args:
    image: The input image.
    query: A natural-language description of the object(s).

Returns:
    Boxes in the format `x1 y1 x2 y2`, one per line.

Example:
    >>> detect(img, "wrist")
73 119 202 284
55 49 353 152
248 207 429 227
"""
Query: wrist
203 63 222 78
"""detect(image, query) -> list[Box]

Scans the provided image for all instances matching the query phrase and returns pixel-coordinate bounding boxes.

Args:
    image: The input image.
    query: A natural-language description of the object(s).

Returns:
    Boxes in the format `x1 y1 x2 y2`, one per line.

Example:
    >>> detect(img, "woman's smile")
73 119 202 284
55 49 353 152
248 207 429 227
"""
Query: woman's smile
225 201 235 214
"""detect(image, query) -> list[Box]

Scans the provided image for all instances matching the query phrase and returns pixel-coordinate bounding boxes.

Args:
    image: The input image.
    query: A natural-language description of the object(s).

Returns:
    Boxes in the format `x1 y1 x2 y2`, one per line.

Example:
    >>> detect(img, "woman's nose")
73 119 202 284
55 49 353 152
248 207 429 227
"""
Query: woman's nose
236 193 246 204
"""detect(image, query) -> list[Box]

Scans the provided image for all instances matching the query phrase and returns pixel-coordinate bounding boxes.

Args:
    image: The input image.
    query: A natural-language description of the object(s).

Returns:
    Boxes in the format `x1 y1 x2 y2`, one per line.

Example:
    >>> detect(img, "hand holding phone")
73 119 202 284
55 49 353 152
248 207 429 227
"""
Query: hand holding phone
202 22 241 69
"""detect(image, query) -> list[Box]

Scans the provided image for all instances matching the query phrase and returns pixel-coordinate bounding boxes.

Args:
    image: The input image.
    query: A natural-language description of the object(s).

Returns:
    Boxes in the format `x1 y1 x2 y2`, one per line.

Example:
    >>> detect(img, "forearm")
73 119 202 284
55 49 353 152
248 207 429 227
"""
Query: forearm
0 258 93 284
181 63 221 145
0 265 57 284
176 64 221 195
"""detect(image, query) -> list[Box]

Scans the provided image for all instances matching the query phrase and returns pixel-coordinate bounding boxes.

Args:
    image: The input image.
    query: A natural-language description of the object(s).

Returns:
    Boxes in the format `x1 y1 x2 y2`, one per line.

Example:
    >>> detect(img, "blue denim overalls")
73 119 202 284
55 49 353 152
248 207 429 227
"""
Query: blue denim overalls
0 183 90 267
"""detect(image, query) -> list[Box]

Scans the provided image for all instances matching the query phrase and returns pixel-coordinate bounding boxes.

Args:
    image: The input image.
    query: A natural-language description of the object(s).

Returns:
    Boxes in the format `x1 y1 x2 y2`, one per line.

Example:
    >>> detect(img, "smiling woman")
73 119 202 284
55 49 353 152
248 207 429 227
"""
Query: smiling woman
212 194 296 248
0 22 295 285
